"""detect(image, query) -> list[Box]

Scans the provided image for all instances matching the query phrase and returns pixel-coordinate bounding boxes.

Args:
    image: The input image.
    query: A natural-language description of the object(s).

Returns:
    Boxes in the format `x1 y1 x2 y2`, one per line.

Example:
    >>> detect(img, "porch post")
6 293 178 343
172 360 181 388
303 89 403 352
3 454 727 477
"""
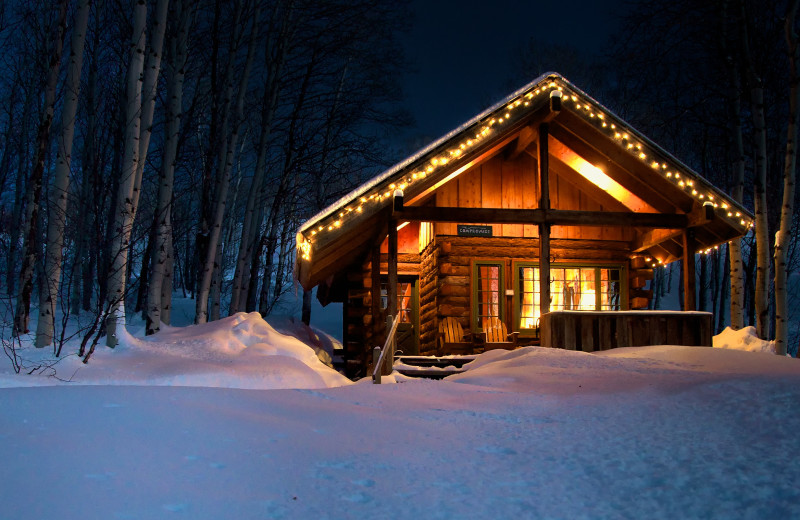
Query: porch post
371 244 381 338
539 122 551 314
388 216 398 320
682 229 697 311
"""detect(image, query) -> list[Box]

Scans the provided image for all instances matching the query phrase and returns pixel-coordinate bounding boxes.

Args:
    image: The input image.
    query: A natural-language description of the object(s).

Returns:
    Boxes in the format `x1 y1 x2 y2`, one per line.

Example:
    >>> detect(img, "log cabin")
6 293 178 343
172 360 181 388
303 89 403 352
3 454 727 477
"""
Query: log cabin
294 73 754 378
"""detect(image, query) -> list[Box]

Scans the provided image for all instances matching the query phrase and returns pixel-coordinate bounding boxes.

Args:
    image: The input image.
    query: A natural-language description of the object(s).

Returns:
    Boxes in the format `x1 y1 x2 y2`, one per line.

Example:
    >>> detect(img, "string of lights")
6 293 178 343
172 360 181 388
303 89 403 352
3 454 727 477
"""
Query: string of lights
296 74 754 265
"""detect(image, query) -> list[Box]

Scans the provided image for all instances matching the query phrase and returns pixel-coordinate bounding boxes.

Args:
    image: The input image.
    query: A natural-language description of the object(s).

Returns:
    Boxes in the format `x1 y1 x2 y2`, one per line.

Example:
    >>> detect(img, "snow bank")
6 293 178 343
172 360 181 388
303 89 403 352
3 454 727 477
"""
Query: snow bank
0 312 350 390
713 325 776 354
447 344 799 394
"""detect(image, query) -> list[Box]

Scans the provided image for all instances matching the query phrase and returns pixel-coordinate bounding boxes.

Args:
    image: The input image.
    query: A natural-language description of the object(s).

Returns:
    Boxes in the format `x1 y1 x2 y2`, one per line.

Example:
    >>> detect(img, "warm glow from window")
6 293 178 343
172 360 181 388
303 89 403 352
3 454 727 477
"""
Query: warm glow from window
550 138 656 213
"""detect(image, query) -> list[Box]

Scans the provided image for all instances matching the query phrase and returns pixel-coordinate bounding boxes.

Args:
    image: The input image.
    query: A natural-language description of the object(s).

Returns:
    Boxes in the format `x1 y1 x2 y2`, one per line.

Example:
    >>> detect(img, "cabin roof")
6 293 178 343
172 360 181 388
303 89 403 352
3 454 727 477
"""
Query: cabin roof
295 72 754 291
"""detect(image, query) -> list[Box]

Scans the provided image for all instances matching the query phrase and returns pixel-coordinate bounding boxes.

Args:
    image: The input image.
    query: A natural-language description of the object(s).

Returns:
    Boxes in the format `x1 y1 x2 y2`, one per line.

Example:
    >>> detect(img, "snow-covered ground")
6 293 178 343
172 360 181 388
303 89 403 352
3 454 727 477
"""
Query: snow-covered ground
1 314 799 519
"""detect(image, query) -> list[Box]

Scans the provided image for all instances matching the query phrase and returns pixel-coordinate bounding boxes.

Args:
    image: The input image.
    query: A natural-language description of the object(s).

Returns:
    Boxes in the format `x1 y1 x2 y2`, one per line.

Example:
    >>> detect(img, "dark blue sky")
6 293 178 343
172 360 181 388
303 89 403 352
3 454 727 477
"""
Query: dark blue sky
402 0 623 142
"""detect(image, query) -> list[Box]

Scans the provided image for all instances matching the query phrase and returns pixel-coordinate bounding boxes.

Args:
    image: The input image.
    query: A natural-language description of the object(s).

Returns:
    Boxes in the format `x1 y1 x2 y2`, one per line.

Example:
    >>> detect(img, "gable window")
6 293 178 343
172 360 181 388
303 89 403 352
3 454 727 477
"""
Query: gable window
472 261 504 332
513 263 624 334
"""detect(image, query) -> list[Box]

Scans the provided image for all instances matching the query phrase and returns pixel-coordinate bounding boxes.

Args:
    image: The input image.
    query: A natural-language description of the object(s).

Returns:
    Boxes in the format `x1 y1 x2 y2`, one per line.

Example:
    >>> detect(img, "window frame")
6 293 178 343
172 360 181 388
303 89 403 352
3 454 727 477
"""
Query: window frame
471 260 505 333
512 261 628 335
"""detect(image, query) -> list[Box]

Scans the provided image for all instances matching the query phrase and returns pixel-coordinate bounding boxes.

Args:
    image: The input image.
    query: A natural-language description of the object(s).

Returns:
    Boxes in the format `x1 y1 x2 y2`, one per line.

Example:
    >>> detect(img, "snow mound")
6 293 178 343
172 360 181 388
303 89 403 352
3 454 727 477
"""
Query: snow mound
713 326 776 354
447 345 799 394
1 312 351 390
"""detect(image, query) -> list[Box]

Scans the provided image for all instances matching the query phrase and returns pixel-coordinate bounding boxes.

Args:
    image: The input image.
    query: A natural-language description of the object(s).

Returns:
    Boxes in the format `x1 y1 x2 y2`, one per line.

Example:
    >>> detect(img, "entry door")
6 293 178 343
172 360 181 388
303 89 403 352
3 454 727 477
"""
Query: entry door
382 277 419 355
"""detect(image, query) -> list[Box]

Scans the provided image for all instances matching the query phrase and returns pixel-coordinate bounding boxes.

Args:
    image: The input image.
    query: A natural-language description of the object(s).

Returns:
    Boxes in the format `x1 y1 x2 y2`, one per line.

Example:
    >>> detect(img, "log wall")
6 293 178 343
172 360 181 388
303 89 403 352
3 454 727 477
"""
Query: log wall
345 234 656 375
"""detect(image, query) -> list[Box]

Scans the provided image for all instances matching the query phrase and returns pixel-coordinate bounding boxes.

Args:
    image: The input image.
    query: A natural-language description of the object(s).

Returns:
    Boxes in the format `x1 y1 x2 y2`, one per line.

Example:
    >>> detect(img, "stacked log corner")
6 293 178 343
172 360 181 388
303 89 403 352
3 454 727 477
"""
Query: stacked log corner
628 256 653 309
342 257 386 378
435 237 471 338
418 238 439 355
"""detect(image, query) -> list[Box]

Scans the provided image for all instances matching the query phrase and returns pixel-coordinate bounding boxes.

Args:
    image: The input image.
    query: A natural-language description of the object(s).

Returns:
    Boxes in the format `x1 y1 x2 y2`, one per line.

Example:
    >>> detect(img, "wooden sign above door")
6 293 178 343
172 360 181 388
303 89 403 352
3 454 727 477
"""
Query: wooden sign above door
457 225 492 237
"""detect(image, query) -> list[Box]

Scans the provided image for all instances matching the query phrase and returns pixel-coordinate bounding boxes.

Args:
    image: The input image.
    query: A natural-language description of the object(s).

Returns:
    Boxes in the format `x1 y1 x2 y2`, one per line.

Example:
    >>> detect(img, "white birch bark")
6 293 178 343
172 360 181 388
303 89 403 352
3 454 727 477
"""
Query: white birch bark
35 0 91 348
774 0 800 356
728 72 746 330
741 1 770 339
161 225 174 325
130 0 169 216
105 0 148 347
196 4 261 324
146 0 192 335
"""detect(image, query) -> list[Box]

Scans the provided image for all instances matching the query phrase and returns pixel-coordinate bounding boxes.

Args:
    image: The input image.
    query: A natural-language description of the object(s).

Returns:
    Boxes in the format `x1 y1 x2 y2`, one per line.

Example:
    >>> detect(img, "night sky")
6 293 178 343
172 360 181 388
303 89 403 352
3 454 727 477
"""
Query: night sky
403 0 623 143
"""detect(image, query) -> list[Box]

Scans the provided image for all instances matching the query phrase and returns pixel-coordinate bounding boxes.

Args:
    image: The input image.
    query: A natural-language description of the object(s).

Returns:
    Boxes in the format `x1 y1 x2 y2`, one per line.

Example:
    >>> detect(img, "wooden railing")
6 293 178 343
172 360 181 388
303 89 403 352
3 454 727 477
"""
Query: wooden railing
372 314 400 384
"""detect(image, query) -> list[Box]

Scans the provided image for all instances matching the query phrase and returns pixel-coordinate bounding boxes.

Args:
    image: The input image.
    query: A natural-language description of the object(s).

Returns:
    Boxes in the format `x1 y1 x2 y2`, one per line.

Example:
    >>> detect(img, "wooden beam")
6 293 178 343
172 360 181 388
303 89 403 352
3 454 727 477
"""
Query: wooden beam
549 119 691 214
388 216 398 319
549 155 633 213
632 228 684 253
394 205 688 228
539 123 551 314
539 123 550 212
506 125 538 160
682 230 697 311
371 245 381 338
540 224 551 314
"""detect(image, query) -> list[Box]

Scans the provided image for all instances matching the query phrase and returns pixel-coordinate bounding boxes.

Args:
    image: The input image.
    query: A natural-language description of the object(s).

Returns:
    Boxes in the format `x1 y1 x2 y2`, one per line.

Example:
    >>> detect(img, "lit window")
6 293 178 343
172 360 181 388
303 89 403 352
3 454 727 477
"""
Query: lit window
472 262 504 332
514 264 624 333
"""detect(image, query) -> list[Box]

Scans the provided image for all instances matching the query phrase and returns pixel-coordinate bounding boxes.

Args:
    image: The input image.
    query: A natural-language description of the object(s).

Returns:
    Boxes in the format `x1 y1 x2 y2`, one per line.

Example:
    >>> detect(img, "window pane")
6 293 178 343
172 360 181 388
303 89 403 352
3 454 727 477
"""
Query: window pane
576 268 596 310
600 268 621 310
477 264 501 326
518 267 539 329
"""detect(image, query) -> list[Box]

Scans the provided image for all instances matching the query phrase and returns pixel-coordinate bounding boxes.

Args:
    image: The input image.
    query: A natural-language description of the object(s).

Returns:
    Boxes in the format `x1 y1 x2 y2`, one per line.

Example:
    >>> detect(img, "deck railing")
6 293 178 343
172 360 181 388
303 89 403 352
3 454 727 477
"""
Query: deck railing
372 314 400 384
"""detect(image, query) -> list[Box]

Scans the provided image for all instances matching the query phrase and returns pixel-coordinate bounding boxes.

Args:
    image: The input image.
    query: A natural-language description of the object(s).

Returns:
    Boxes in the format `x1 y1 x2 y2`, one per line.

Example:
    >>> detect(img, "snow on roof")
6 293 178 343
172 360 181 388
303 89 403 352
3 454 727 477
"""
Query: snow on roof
297 72 754 254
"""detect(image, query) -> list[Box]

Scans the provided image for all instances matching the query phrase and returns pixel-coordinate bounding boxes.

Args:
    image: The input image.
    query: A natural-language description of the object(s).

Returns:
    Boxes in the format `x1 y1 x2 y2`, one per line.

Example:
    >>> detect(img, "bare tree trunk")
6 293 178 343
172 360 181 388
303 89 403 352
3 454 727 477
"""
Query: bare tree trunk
721 0 746 330
196 3 261 324
209 238 223 321
146 0 192 335
13 1 69 336
230 2 291 314
35 0 92 348
740 0 770 339
7 83 33 297
161 223 174 325
105 0 148 347
130 0 169 216
774 0 800 356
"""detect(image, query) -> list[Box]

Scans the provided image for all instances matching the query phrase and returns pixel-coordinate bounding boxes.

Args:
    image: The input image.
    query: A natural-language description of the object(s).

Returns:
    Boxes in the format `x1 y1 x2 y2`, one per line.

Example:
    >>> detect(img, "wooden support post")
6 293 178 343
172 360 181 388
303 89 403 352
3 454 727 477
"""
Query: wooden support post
372 346 381 384
540 224 551 314
371 245 381 337
539 123 550 210
388 218 398 319
539 123 551 314
682 229 697 311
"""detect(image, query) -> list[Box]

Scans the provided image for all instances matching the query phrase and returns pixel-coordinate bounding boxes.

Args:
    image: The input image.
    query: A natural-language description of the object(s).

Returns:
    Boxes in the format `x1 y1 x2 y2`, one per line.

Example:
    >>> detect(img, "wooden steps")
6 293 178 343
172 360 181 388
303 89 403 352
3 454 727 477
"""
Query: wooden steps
393 355 476 379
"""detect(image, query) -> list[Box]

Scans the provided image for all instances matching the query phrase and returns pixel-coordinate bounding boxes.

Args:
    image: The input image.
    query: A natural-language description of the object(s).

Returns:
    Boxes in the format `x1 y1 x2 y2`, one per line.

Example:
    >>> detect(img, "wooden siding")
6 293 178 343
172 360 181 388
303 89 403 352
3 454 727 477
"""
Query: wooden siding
540 311 713 350
433 152 635 242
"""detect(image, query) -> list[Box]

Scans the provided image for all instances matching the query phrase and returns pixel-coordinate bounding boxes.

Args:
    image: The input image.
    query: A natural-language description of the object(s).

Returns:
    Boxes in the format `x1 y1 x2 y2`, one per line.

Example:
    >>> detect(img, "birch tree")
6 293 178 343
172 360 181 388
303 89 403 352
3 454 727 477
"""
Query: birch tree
195 2 261 324
740 0 771 339
13 1 69 336
229 1 292 315
145 0 193 335
106 0 169 347
36 0 92 348
774 0 800 356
